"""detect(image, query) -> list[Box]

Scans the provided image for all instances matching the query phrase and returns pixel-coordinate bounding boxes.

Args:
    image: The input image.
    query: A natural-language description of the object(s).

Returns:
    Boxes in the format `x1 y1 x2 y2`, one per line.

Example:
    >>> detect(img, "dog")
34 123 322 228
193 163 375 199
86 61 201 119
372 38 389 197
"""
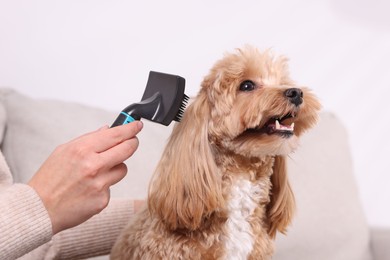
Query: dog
111 46 321 259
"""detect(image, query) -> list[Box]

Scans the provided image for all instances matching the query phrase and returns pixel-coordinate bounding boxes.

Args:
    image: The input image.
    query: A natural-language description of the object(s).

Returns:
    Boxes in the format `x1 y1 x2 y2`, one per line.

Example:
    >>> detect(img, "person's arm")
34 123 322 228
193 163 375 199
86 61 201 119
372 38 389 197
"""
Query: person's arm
1 121 142 259
19 199 138 260
0 184 52 260
0 149 52 260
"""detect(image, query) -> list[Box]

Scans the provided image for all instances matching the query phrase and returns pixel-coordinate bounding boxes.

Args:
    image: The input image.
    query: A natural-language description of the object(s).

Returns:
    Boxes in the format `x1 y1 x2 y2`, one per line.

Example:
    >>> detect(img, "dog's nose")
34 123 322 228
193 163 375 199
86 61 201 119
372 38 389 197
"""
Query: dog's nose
284 88 303 106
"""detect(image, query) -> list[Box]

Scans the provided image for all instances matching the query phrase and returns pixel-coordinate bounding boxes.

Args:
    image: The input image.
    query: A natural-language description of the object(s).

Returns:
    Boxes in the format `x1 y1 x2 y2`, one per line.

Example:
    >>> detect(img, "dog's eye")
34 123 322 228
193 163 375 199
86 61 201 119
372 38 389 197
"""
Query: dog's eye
239 80 256 92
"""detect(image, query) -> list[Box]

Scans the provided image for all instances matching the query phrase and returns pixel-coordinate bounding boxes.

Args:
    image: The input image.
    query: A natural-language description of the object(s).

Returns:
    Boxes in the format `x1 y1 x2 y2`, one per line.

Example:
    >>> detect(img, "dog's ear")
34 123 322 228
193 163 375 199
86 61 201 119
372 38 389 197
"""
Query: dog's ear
267 155 295 238
148 93 224 231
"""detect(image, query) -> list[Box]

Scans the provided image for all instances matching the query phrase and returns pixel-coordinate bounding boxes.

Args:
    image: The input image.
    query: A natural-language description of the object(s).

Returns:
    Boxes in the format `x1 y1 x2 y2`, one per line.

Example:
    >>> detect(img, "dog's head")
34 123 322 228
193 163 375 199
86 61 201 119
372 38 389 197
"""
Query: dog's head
148 46 320 236
202 46 320 157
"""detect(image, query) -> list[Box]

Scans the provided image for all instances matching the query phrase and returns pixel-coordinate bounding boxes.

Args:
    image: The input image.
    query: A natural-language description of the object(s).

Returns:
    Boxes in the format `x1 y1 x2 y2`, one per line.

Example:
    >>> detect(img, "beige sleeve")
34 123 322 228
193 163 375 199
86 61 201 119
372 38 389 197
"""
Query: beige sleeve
19 199 135 260
0 184 53 260
1 150 134 260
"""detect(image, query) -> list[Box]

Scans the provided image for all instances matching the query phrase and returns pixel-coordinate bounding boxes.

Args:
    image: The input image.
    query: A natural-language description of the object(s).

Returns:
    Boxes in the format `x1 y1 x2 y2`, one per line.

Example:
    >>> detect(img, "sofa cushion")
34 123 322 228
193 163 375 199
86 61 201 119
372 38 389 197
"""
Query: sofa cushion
0 101 6 144
0 88 373 259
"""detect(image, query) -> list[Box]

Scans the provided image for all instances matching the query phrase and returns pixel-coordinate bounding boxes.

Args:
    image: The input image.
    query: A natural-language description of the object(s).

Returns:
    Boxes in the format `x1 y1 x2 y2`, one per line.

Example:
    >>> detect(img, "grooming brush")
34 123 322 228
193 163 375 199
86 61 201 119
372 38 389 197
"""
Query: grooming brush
111 71 188 127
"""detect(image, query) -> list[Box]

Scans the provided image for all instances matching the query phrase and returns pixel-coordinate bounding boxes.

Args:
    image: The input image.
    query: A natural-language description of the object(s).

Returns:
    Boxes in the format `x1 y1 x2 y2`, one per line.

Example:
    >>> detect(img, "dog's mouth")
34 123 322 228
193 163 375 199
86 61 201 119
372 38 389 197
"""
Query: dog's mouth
244 113 296 138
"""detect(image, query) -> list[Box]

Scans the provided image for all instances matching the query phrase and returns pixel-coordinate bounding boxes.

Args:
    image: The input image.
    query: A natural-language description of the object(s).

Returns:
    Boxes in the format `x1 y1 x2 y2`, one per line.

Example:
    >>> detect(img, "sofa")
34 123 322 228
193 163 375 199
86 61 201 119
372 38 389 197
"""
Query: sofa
0 88 389 260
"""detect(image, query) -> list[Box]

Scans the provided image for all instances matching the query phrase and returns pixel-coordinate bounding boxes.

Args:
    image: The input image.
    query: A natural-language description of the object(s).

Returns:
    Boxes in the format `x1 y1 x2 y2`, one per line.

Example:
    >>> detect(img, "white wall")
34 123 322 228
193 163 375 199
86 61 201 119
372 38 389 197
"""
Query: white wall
1 0 389 227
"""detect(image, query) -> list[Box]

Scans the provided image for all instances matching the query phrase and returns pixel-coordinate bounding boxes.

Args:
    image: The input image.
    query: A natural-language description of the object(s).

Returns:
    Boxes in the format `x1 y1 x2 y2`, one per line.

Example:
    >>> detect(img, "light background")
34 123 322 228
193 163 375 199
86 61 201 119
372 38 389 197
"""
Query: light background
1 0 389 228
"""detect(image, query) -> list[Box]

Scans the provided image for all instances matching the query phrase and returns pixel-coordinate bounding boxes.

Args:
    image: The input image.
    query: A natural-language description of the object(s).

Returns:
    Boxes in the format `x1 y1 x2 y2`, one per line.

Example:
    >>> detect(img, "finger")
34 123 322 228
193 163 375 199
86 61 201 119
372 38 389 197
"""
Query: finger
98 125 110 131
99 137 139 169
69 125 109 142
101 163 128 187
85 121 143 153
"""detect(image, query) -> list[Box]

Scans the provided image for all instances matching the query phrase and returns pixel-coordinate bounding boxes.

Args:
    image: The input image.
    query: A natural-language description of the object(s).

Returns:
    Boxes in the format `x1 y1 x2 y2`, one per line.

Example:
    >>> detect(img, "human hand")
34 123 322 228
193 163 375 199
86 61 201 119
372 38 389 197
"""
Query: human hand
28 121 143 234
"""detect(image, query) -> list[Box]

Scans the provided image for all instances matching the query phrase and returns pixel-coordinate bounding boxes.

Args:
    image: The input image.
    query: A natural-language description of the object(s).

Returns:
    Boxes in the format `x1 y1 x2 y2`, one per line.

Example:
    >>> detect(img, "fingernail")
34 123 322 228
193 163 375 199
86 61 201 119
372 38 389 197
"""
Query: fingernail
137 121 143 131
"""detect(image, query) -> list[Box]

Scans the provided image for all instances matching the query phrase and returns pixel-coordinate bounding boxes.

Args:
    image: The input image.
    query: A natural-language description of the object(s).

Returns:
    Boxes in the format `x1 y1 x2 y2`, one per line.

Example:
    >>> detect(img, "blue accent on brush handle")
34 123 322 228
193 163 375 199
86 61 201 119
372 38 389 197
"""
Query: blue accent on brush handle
120 112 136 124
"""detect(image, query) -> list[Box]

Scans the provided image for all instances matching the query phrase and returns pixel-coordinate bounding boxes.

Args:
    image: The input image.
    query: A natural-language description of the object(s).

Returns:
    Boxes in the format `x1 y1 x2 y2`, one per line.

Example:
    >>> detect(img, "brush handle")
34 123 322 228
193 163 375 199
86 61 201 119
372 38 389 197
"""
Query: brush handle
111 112 140 128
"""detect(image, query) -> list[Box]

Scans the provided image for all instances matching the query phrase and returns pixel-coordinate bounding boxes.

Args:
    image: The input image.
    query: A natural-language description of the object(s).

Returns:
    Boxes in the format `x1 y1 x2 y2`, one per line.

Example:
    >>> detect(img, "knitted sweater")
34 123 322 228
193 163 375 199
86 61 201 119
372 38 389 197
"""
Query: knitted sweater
0 151 134 260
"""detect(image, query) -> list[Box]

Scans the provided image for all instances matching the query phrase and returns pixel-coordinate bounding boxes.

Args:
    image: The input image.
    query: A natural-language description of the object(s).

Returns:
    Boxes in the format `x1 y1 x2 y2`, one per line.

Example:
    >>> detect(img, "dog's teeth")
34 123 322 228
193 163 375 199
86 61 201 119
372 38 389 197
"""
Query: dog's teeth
275 120 281 130
290 122 295 130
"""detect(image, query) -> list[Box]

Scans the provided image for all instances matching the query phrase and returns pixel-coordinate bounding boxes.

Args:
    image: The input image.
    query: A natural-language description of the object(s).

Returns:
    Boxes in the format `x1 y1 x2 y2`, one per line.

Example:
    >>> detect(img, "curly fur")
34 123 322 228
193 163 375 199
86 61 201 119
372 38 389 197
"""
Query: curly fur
111 46 321 260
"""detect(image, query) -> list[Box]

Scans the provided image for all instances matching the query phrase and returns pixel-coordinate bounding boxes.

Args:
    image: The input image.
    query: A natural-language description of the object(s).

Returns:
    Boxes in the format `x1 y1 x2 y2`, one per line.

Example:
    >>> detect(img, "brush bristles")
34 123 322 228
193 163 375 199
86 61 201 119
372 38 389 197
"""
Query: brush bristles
174 94 189 122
